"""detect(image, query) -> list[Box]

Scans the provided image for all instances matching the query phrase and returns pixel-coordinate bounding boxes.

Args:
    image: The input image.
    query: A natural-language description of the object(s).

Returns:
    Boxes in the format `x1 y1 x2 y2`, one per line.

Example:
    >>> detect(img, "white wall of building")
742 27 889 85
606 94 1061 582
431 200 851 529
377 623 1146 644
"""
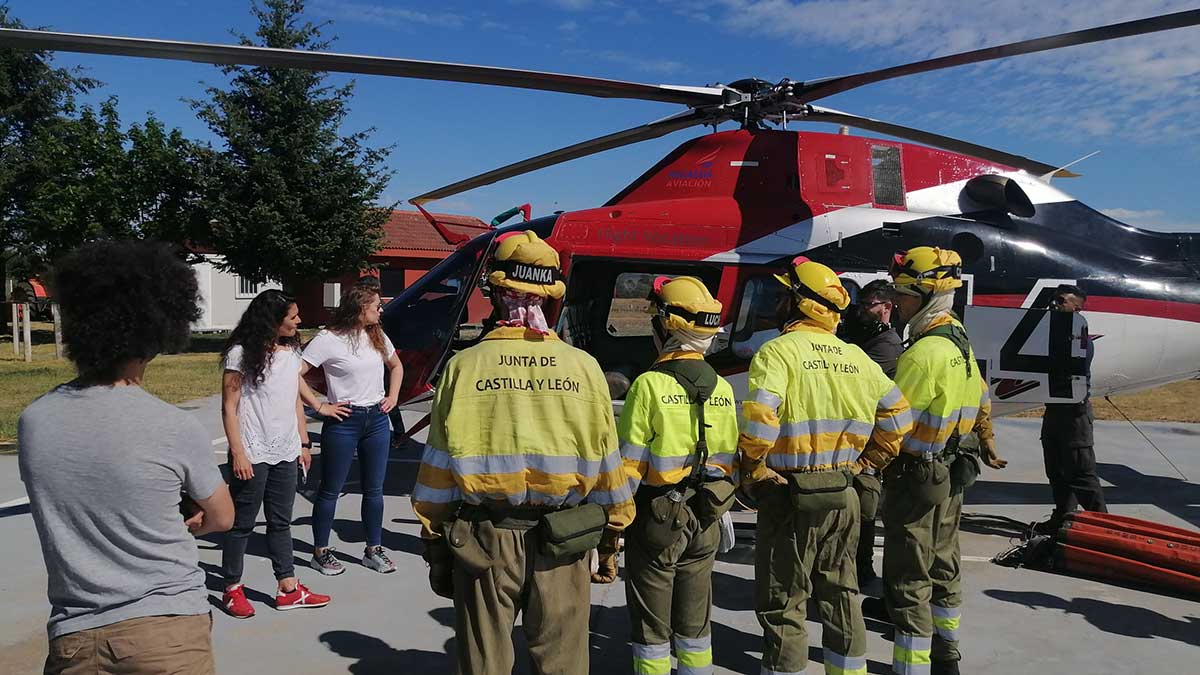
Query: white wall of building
192 254 282 331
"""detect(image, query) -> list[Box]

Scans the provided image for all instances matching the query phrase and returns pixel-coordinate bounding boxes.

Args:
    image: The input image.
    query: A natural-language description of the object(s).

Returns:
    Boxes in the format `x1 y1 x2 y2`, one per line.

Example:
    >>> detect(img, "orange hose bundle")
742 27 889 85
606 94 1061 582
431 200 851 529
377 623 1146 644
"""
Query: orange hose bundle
1059 521 1200 576
1054 544 1200 597
1049 512 1200 597
1066 511 1200 547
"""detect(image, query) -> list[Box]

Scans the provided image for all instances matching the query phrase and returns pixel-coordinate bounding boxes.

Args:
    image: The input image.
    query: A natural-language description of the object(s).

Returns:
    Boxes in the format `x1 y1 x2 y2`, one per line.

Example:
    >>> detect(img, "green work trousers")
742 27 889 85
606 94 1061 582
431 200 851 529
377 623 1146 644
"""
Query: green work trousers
625 502 720 675
452 524 590 675
755 483 867 675
881 459 964 674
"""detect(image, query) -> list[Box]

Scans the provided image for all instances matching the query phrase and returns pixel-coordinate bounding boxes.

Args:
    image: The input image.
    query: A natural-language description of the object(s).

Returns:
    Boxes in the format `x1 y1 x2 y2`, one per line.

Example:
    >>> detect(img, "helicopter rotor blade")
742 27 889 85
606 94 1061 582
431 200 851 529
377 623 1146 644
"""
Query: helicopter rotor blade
410 110 712 204
803 106 1061 175
796 9 1200 102
0 28 724 107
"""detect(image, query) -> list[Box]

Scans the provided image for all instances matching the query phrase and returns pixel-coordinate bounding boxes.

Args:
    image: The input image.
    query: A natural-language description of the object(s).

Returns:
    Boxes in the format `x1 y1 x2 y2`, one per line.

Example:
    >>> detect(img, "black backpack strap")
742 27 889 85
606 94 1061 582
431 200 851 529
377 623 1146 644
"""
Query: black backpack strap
651 358 718 486
914 324 973 378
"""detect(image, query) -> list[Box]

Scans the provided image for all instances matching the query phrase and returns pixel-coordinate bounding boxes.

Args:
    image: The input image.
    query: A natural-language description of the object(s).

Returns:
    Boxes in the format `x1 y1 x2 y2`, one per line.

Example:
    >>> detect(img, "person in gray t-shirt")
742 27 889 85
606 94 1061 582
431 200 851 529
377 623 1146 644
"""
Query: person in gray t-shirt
18 241 234 674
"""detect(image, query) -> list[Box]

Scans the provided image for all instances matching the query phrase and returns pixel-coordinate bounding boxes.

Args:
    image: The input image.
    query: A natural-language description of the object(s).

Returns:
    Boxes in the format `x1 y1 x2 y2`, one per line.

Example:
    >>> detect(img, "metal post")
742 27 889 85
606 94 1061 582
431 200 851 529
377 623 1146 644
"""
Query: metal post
22 303 32 363
11 303 18 356
52 303 63 359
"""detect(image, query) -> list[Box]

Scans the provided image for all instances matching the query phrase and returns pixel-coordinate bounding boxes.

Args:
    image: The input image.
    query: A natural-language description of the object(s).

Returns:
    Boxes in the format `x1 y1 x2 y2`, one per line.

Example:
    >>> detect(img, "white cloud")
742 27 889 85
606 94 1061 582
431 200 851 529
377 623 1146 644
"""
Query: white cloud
310 1 466 29
689 1 1200 145
1102 208 1165 220
564 49 687 75
1102 207 1200 231
559 20 580 32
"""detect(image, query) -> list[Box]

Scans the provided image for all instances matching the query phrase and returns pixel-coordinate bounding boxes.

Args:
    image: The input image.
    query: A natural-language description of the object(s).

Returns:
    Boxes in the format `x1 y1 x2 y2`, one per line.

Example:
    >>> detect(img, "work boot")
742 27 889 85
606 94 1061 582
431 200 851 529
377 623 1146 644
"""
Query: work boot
931 660 961 675
861 596 890 622
1031 516 1062 536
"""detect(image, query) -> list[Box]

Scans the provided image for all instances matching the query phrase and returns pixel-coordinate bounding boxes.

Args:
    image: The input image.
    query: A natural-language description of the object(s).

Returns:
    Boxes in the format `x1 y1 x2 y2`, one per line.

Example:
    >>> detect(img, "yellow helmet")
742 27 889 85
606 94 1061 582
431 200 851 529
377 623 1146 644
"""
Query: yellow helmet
773 256 849 332
487 231 566 299
649 276 723 335
889 246 963 296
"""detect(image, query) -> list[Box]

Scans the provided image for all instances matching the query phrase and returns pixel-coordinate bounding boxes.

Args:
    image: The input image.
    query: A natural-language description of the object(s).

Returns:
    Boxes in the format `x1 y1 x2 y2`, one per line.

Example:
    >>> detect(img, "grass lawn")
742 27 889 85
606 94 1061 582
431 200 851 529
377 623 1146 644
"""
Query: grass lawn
2 322 1198 446
0 324 229 444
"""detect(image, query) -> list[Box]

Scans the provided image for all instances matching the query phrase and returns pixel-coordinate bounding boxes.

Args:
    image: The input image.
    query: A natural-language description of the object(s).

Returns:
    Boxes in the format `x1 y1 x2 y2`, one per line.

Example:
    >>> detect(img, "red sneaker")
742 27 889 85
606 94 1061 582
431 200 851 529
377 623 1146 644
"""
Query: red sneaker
275 582 330 611
222 584 255 619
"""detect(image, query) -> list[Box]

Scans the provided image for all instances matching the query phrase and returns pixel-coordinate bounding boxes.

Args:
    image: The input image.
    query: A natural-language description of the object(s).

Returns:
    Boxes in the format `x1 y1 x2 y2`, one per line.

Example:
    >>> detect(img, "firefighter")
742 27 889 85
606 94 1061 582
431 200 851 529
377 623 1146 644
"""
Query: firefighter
591 276 739 675
1034 284 1106 534
868 246 1007 675
838 279 904 584
740 257 913 675
411 231 634 675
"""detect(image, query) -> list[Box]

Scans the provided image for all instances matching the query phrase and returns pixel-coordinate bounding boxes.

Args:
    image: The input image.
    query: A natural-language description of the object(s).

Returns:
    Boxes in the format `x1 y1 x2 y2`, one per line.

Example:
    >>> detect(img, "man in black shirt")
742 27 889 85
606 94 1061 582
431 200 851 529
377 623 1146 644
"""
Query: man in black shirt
838 280 903 582
1034 284 1106 534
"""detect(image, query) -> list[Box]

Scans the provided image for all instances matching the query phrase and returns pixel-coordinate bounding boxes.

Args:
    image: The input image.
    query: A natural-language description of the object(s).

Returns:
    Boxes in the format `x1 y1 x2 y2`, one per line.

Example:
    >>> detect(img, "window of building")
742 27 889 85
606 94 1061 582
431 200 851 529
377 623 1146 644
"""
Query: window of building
379 269 407 298
236 276 259 299
871 145 904 206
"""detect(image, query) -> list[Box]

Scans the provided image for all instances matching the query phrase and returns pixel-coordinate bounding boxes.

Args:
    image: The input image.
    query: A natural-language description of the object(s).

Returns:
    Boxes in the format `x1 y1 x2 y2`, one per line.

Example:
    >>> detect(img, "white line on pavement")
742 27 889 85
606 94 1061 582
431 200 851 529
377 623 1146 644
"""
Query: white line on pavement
211 437 226 446
0 496 30 509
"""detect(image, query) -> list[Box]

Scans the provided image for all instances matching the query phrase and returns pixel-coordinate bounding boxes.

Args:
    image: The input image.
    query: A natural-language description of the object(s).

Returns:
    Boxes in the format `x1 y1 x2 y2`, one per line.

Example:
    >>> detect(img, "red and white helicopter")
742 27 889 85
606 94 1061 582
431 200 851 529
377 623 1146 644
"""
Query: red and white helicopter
4 10 1200 420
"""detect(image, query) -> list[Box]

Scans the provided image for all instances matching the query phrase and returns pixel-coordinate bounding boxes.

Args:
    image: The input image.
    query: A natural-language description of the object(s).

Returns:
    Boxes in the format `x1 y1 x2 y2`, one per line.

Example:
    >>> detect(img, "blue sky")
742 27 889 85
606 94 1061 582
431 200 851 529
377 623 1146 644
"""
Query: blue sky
7 0 1199 230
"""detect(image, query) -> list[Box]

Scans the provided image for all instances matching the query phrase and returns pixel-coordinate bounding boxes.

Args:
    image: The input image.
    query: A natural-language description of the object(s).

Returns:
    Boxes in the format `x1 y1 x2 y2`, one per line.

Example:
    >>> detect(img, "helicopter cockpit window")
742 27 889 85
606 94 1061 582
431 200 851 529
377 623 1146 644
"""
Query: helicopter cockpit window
871 145 904 207
730 277 789 360
606 273 657 337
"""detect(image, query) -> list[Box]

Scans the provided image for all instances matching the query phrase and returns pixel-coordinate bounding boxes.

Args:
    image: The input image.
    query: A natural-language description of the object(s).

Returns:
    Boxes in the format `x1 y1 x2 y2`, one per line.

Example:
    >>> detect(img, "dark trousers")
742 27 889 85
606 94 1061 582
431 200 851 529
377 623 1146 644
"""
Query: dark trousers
222 459 298 584
1042 441 1107 518
857 517 877 578
312 406 390 549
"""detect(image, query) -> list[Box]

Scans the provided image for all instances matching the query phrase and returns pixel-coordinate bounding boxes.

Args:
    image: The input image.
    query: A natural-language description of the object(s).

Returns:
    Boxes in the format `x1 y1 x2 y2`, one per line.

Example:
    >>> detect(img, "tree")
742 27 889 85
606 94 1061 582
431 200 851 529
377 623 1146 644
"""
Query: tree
1 6 210 277
191 0 394 288
0 4 98 261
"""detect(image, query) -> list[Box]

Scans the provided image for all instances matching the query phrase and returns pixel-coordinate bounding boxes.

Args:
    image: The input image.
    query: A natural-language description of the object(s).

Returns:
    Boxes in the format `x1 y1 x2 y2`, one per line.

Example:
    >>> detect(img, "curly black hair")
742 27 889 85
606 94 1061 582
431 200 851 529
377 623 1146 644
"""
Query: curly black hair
222 290 300 387
52 240 201 383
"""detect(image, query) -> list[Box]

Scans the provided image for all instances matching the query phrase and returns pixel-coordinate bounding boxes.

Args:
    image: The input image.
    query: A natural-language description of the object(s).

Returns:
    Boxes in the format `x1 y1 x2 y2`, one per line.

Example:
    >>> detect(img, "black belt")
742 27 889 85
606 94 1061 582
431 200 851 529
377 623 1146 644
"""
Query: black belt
349 403 382 413
458 502 558 530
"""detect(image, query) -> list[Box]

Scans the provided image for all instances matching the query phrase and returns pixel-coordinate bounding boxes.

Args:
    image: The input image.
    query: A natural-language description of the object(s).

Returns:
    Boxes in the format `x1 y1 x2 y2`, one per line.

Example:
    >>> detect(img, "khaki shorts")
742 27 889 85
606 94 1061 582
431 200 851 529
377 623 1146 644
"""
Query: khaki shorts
45 614 214 675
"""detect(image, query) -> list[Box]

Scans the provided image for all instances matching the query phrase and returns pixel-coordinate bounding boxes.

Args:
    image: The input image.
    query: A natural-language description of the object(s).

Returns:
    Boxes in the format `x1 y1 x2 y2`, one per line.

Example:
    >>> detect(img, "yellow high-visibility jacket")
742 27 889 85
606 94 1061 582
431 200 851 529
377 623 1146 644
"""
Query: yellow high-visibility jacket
739 322 913 481
412 326 634 539
618 352 739 494
895 314 994 457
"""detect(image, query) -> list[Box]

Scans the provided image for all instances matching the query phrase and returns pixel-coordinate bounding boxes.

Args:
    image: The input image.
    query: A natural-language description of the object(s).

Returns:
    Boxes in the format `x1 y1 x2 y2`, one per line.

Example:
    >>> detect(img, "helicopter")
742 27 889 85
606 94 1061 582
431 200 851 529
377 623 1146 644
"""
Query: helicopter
3 9 1200 425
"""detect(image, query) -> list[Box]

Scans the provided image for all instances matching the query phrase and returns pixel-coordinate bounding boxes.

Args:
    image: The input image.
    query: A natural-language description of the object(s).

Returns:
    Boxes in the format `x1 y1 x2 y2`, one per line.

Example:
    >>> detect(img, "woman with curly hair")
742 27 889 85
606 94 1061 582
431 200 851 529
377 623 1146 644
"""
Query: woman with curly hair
301 284 404 576
19 241 234 674
218 289 336 617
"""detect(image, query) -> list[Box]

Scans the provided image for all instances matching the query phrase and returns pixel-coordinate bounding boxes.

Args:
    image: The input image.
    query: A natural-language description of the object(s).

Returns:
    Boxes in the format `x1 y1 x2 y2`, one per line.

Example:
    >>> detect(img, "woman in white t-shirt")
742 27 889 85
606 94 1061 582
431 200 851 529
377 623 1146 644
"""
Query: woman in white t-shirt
219 290 332 618
301 284 404 576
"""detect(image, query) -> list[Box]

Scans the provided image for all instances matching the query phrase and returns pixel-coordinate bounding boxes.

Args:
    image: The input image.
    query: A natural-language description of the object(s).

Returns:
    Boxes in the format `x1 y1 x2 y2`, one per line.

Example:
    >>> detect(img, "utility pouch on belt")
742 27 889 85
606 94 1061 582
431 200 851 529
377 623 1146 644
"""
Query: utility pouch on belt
540 503 607 560
639 488 692 552
787 470 853 513
853 473 883 521
949 453 981 494
446 518 498 578
693 478 737 527
907 458 952 509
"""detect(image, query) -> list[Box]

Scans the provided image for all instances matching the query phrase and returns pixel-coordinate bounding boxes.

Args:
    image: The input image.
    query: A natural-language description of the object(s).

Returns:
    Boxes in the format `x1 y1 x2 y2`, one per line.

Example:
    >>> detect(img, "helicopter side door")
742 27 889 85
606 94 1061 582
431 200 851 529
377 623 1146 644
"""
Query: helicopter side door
557 258 724 401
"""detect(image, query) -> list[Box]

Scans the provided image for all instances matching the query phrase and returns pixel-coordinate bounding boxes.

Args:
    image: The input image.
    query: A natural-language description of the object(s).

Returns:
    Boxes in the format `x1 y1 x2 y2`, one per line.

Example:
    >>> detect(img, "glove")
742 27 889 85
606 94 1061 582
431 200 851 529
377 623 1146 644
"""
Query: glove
591 528 621 584
423 538 454 599
981 437 1007 470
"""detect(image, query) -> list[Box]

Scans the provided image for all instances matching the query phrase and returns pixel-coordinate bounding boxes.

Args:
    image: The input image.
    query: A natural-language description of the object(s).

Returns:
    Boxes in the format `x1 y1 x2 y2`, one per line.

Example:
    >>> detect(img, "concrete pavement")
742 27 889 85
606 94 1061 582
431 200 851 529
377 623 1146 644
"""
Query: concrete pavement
1 396 1197 674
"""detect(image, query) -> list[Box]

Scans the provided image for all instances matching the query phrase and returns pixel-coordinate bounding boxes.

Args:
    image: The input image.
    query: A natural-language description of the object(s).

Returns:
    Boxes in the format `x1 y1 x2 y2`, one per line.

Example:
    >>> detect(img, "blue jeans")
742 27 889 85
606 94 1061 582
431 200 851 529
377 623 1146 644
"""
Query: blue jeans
312 405 391 549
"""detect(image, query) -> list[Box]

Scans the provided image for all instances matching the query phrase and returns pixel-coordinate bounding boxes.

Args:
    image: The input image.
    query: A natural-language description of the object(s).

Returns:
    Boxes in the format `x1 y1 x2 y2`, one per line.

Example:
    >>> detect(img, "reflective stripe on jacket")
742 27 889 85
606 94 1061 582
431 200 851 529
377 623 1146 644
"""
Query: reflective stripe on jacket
895 314 992 458
739 322 912 480
412 326 634 539
618 352 739 493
